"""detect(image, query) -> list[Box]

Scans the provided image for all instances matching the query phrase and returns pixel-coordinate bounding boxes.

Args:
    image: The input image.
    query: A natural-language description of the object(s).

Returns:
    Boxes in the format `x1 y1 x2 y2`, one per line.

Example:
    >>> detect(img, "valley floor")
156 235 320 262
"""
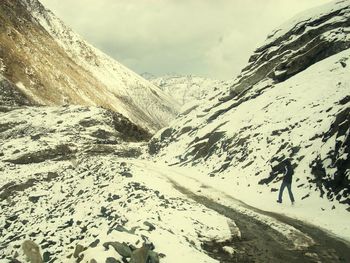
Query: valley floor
1 150 350 262
131 158 350 262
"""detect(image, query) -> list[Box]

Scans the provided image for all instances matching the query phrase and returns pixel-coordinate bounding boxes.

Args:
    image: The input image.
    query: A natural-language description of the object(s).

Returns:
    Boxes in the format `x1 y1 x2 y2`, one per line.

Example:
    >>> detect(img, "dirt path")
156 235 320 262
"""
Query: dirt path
128 159 350 262
169 180 350 263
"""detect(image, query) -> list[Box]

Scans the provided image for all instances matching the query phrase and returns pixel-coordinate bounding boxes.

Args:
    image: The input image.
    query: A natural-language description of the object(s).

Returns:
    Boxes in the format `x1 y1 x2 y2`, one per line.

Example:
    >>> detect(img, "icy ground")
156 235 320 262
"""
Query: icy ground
151 45 350 218
0 105 348 263
0 103 349 262
0 106 234 263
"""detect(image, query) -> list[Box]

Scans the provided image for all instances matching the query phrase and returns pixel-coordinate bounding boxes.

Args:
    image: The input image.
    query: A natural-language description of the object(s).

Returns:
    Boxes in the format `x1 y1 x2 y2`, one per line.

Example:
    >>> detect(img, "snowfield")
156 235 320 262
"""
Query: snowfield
0 105 349 262
0 106 234 263
151 48 350 240
1 0 350 262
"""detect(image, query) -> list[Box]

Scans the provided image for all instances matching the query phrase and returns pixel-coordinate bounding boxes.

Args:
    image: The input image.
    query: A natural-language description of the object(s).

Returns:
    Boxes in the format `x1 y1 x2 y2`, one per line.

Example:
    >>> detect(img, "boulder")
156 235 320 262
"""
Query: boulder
22 240 43 263
73 244 85 258
103 242 132 258
105 257 120 263
129 245 159 263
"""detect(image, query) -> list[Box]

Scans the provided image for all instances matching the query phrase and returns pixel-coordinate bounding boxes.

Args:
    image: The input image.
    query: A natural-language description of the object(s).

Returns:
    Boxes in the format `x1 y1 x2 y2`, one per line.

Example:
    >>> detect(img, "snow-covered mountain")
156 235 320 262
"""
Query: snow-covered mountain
0 0 180 133
1 1 350 262
150 0 350 211
0 105 233 262
142 73 229 106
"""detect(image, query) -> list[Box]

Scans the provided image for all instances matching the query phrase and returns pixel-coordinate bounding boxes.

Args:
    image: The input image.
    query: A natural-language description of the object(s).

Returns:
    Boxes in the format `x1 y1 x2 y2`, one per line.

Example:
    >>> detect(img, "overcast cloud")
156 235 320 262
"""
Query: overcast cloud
40 0 332 79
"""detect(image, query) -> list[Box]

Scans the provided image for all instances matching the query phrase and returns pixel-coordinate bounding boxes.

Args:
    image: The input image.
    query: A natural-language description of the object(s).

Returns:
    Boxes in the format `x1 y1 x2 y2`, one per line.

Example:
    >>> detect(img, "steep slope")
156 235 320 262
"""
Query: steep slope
150 0 350 210
0 0 180 133
143 73 229 106
1 106 349 262
0 74 32 106
0 105 232 262
227 0 350 98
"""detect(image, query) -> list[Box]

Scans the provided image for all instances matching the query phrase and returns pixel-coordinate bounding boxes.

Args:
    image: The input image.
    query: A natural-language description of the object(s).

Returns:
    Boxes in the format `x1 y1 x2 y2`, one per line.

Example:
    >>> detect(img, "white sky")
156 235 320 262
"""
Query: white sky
40 0 333 79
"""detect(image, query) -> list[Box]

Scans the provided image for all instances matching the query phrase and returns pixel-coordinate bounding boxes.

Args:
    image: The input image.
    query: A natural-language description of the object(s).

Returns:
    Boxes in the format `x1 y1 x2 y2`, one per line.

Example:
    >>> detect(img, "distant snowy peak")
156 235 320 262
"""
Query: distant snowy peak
140 72 157 80
145 73 230 105
0 0 179 133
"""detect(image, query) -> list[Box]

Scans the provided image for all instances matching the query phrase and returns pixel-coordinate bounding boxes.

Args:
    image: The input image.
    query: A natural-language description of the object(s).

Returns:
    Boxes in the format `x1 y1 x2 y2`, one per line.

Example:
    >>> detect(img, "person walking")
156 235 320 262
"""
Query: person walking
277 159 295 204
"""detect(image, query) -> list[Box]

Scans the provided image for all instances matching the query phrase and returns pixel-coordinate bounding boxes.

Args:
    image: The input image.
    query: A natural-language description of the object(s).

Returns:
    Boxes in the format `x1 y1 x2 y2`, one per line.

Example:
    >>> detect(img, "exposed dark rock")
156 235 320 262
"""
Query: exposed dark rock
121 172 133 178
143 221 156 232
0 121 25 133
40 240 56 250
42 251 51 262
103 242 132 258
0 172 59 201
0 75 32 106
160 127 175 140
148 138 161 155
186 131 226 162
302 194 310 200
109 111 152 142
114 148 142 158
179 126 192 135
91 129 118 144
28 196 42 203
227 4 350 99
9 259 22 263
89 239 100 248
73 244 85 258
7 215 18 221
129 245 159 263
308 107 350 204
339 95 350 105
105 257 120 263
5 144 74 164
30 134 41 141
79 118 101 128
58 219 74 230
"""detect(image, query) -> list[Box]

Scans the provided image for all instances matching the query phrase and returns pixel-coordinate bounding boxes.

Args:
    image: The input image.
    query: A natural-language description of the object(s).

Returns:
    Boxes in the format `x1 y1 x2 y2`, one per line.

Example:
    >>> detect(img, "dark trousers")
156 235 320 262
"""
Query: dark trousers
278 181 295 203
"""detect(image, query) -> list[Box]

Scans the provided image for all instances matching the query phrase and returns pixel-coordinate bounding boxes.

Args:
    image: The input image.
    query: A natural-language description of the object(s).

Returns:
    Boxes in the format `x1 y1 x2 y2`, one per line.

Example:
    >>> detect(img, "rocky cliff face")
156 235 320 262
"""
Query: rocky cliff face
227 0 350 98
150 0 350 208
0 0 180 133
0 74 32 106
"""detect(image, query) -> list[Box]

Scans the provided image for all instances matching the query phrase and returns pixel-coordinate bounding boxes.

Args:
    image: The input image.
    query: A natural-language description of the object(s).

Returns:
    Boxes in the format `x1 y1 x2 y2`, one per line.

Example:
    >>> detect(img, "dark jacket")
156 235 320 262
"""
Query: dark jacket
282 160 294 184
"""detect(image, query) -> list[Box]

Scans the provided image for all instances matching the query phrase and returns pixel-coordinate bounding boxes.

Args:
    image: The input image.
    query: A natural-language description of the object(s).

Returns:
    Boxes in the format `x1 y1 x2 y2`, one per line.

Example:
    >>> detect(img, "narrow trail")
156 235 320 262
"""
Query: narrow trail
171 181 350 263
131 160 350 262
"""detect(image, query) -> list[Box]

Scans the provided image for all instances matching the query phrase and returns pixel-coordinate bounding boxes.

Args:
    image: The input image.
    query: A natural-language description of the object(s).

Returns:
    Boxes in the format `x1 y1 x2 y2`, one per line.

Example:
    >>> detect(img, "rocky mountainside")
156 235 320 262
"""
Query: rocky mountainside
1 1 350 262
0 74 32 107
150 0 350 208
142 73 229 106
0 0 180 133
0 105 233 262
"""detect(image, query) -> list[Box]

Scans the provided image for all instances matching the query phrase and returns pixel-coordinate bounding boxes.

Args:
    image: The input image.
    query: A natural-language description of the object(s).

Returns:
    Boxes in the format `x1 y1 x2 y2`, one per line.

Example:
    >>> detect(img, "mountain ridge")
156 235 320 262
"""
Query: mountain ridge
150 0 350 208
0 0 180 133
